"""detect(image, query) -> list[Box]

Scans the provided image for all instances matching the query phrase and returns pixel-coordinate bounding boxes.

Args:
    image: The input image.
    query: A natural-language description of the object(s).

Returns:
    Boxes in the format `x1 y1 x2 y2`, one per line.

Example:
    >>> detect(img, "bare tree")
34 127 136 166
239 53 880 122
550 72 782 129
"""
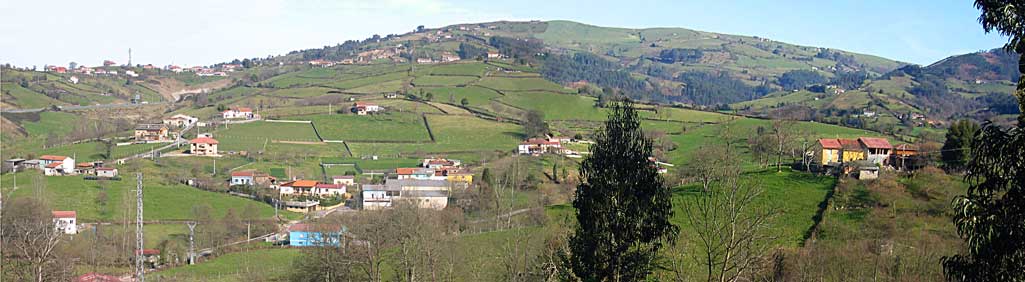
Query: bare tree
683 147 776 282
2 197 72 282
771 119 797 172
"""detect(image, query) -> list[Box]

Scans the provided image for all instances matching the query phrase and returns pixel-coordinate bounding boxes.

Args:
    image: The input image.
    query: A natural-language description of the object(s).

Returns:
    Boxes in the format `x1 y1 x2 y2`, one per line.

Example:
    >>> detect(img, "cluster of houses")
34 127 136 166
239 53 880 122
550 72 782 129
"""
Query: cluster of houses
812 137 918 179
5 156 119 178
517 135 573 156
44 61 236 78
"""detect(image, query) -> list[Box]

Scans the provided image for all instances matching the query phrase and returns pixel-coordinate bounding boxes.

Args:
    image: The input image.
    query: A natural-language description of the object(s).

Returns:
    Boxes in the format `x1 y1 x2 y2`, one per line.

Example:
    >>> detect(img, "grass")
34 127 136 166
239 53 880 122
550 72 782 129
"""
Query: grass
149 248 301 282
497 91 607 120
346 115 522 157
0 171 295 221
413 75 478 86
285 112 431 142
214 121 321 147
427 63 490 76
475 77 568 92
2 82 64 108
416 86 501 107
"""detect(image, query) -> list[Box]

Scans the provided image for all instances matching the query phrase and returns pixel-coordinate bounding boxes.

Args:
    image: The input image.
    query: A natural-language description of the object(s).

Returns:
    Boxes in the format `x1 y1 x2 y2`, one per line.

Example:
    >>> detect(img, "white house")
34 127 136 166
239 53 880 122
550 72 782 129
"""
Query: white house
52 211 77 234
331 175 355 186
313 183 346 197
393 168 446 180
517 138 562 155
163 114 198 127
362 179 451 210
39 155 75 175
222 107 255 119
351 102 382 115
69 76 79 84
421 158 460 169
95 167 118 178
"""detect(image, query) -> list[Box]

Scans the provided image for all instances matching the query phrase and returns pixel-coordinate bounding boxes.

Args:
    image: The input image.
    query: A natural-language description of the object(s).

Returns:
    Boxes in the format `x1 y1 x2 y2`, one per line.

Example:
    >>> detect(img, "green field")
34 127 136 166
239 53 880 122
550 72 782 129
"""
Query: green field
285 112 431 142
412 75 478 86
214 121 321 146
475 77 568 92
150 248 301 282
497 91 607 120
427 63 490 76
0 171 295 221
346 114 522 156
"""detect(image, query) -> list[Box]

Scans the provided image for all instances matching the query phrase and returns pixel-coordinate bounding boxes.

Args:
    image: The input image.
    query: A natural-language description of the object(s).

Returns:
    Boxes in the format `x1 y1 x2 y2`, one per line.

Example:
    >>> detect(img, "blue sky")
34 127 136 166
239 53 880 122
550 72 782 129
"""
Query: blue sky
0 0 1008 68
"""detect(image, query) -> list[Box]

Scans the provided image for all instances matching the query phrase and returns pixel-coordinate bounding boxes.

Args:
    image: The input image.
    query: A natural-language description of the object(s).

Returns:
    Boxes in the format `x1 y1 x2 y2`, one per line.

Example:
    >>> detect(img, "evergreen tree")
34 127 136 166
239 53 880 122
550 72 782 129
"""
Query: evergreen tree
568 101 679 281
941 120 980 171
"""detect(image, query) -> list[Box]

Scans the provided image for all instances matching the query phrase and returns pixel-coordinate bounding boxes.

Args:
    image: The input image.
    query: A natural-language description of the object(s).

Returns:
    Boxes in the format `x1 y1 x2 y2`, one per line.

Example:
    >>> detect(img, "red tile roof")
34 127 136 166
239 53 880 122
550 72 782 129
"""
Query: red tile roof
838 139 862 150
521 138 560 146
52 211 77 218
895 144 918 151
282 180 318 188
46 162 63 168
395 168 417 175
40 155 68 161
236 107 253 112
190 137 219 144
818 139 842 149
77 163 96 168
231 171 255 177
858 137 893 149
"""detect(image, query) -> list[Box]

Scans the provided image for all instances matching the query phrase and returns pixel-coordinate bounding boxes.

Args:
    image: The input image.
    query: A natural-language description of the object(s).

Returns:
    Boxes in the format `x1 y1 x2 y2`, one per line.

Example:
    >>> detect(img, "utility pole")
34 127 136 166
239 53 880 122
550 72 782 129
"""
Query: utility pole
212 159 216 175
135 173 145 282
186 221 197 265
128 48 132 66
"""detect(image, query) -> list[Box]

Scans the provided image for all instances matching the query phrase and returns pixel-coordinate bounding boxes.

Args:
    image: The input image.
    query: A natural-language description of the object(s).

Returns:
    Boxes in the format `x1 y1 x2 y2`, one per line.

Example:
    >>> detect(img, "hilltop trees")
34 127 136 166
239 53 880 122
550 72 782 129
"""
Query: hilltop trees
943 1 1025 281
567 101 679 281
941 120 980 172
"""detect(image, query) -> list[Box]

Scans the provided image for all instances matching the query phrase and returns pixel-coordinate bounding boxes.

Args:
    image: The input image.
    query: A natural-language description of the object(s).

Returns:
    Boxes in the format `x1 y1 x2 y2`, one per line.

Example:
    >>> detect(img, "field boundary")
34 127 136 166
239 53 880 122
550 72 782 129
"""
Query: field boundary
422 114 436 142
801 178 840 246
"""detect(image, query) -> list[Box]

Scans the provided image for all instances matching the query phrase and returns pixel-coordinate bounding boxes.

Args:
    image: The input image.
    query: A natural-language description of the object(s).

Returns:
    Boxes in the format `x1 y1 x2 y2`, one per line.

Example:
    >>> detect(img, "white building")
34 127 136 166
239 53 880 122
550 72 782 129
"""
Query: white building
517 138 562 155
222 107 255 119
163 114 198 127
95 167 118 178
38 155 75 175
331 175 355 186
362 179 451 210
52 211 78 234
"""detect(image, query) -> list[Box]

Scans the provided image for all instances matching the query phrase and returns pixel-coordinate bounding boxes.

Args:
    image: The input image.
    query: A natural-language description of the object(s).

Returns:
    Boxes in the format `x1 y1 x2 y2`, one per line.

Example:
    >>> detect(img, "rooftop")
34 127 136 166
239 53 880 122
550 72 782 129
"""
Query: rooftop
52 210 77 218
40 155 68 161
818 139 842 149
190 137 219 144
282 180 319 188
135 123 167 131
859 137 893 149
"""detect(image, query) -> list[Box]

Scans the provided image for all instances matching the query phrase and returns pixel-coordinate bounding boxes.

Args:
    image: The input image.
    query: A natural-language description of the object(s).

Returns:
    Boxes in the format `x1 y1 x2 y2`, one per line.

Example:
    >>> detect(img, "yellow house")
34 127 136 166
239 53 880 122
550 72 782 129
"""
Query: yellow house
839 139 866 162
816 139 842 165
446 171 473 184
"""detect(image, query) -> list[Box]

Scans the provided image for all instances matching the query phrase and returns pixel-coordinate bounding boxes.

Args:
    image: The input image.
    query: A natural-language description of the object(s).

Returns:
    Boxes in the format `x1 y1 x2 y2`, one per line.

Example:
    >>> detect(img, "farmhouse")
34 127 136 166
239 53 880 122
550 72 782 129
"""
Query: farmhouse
362 179 451 210
486 51 501 59
517 138 562 155
313 183 346 197
351 102 382 115
76 162 97 175
39 155 75 175
163 114 198 127
189 137 219 156
288 223 343 247
96 167 118 178
440 53 460 62
859 137 893 165
279 180 319 196
442 169 474 184
814 139 842 166
332 175 355 185
230 170 276 186
134 124 170 142
222 107 255 119
393 167 445 180
52 210 78 234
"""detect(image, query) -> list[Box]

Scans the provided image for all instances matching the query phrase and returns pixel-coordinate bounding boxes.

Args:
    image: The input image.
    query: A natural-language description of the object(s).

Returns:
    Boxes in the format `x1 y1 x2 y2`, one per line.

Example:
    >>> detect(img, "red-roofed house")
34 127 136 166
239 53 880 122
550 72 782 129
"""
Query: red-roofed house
222 107 255 119
279 180 319 195
38 155 75 173
96 167 118 178
190 137 219 156
814 139 843 165
859 137 893 165
230 170 276 186
351 102 382 115
53 211 78 234
313 183 346 197
517 138 562 155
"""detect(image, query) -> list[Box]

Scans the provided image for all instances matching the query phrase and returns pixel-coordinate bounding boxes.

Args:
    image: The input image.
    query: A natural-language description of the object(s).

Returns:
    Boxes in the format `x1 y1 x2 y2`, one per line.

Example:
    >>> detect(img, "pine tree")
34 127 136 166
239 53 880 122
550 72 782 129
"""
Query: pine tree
568 101 679 281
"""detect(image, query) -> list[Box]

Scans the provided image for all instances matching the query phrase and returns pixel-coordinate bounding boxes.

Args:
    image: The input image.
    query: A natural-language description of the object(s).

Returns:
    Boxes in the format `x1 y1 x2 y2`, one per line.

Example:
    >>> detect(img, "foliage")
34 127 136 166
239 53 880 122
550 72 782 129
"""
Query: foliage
568 101 678 281
523 110 549 138
677 72 761 105
943 125 1025 281
656 48 704 64
778 70 827 91
941 120 981 171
